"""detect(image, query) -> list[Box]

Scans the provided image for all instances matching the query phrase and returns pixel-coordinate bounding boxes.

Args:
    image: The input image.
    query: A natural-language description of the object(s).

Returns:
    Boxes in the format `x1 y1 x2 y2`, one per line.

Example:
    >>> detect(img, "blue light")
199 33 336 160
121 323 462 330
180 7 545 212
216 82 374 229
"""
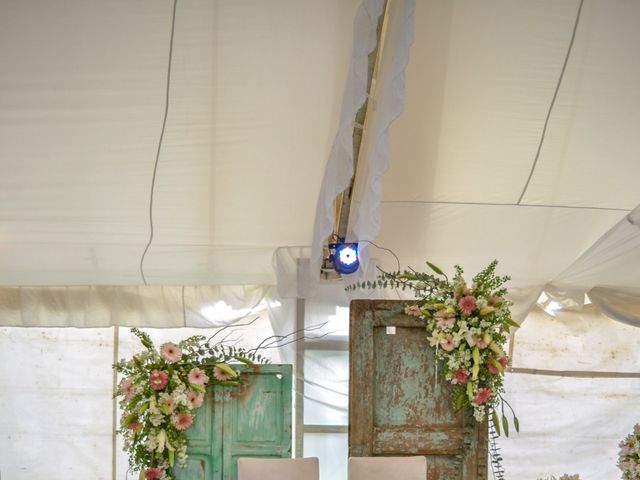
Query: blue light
330 242 360 274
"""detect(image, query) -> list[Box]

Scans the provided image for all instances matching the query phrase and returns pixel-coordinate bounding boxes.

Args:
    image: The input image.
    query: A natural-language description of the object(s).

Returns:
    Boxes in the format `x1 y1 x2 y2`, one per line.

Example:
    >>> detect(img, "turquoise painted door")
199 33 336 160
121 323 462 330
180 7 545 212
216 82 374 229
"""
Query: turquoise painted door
175 365 292 480
349 301 487 480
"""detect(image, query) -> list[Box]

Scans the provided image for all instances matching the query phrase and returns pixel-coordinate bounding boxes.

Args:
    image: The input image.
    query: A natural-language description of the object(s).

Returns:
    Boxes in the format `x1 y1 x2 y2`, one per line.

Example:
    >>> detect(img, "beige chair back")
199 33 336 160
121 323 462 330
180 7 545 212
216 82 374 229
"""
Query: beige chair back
237 457 319 480
348 456 427 480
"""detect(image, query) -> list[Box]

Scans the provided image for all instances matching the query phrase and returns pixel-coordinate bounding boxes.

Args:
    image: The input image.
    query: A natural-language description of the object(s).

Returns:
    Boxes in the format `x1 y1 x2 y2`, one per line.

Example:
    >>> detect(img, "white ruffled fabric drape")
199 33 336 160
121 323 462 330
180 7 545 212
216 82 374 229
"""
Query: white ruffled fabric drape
546 203 640 325
310 0 387 285
346 0 416 284
0 285 269 328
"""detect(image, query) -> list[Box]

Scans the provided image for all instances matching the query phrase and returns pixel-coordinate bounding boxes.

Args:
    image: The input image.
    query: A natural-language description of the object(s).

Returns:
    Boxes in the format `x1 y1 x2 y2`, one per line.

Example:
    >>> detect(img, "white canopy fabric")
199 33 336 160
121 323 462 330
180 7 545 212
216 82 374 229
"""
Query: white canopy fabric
0 0 359 286
329 0 640 312
1 0 638 315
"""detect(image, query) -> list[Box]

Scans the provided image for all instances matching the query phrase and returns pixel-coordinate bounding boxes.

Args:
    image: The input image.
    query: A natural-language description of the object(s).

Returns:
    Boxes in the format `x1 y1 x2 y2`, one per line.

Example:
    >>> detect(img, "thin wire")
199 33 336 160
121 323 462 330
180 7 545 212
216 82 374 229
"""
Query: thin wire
358 239 401 271
382 199 630 213
517 0 585 204
139 0 179 285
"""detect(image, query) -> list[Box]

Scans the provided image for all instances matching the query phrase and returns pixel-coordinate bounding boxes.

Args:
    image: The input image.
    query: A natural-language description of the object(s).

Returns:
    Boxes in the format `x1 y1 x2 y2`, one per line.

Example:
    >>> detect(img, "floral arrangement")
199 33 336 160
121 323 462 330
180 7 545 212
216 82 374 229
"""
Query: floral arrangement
619 424 640 479
113 328 267 480
352 260 519 434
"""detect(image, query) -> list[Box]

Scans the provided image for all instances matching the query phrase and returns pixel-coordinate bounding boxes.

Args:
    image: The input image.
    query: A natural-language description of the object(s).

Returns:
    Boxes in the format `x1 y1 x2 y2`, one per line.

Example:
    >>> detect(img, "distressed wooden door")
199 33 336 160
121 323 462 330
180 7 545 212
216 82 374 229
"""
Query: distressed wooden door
349 300 487 480
175 364 292 480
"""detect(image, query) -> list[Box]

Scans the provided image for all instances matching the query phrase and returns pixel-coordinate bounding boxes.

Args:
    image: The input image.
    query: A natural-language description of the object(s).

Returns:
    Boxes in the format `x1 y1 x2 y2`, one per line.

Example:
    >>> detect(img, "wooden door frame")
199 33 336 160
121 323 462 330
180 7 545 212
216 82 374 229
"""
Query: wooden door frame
349 300 488 478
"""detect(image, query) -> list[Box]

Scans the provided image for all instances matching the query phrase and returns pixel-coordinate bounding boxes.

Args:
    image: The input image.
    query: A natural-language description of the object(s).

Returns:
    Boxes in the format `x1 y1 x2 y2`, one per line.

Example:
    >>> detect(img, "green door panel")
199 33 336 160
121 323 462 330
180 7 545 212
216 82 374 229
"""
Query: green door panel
222 366 292 480
174 364 292 480
175 455 209 480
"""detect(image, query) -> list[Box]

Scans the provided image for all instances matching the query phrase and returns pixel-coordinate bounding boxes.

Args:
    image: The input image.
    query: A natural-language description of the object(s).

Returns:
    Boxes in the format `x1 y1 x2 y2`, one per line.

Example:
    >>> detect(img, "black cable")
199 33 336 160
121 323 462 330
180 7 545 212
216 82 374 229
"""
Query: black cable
359 239 401 271
139 0 178 285
383 199 630 213
517 0 585 205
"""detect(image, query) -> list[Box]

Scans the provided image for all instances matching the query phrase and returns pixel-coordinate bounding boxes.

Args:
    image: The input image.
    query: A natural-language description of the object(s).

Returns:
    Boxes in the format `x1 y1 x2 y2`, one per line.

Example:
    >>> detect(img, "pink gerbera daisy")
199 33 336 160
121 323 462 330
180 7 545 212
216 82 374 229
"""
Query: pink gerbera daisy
488 356 508 375
149 369 169 391
144 468 164 479
498 356 509 369
187 390 205 409
474 387 491 405
119 377 136 400
160 342 182 363
452 368 469 385
173 412 194 430
458 295 477 315
188 367 209 385
160 394 175 413
487 361 500 375
127 419 141 431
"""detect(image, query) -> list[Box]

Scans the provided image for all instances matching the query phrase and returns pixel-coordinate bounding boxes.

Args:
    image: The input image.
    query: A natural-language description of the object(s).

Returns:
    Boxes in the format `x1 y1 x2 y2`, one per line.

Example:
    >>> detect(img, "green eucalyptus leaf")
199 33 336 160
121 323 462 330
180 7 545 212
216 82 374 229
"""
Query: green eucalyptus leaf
513 415 520 433
398 273 418 280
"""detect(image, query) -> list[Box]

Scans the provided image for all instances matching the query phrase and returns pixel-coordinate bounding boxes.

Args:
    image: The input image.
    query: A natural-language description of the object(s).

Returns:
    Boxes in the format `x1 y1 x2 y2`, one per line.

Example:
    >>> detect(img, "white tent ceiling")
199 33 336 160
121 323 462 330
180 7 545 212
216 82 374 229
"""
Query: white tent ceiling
362 0 640 295
0 0 359 286
1 0 638 297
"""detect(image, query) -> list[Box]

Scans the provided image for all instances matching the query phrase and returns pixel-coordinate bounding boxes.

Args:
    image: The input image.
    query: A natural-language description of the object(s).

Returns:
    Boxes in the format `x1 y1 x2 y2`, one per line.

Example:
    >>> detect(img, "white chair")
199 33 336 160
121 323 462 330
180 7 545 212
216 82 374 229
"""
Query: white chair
348 456 427 480
237 457 319 480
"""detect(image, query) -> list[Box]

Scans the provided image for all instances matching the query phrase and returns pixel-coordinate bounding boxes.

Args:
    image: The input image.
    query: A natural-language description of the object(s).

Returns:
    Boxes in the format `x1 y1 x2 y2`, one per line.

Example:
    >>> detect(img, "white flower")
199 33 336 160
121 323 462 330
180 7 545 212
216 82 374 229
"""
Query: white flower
172 391 189 407
148 396 160 415
157 429 167 453
150 412 164 427
177 445 188 466
145 433 158 451
473 407 485 422
427 332 444 347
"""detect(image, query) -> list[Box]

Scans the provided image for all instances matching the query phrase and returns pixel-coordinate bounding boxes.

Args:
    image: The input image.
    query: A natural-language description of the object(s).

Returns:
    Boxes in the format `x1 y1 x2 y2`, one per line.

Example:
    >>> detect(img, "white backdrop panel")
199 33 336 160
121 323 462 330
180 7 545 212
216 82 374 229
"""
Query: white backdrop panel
512 306 640 372
500 373 640 480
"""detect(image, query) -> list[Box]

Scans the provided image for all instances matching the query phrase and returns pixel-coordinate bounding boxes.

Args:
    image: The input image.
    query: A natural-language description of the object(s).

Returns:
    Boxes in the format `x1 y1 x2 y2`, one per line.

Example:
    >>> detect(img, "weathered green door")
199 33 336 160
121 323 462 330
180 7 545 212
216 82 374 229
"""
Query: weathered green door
175 365 292 480
349 301 487 480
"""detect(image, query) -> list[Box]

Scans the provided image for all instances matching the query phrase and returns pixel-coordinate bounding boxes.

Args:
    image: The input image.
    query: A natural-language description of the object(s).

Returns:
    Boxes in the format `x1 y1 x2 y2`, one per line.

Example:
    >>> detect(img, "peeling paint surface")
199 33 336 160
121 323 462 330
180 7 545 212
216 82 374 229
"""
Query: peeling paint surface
174 365 292 480
350 300 488 480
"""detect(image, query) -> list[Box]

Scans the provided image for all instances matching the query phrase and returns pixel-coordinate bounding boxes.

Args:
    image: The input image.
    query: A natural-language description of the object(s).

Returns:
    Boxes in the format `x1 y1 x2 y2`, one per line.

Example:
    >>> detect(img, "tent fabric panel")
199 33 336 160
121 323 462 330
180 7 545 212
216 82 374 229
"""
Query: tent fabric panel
512 306 640 373
500 373 640 480
0 0 359 286
0 285 270 328
375 202 626 288
383 0 581 204
521 0 640 209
